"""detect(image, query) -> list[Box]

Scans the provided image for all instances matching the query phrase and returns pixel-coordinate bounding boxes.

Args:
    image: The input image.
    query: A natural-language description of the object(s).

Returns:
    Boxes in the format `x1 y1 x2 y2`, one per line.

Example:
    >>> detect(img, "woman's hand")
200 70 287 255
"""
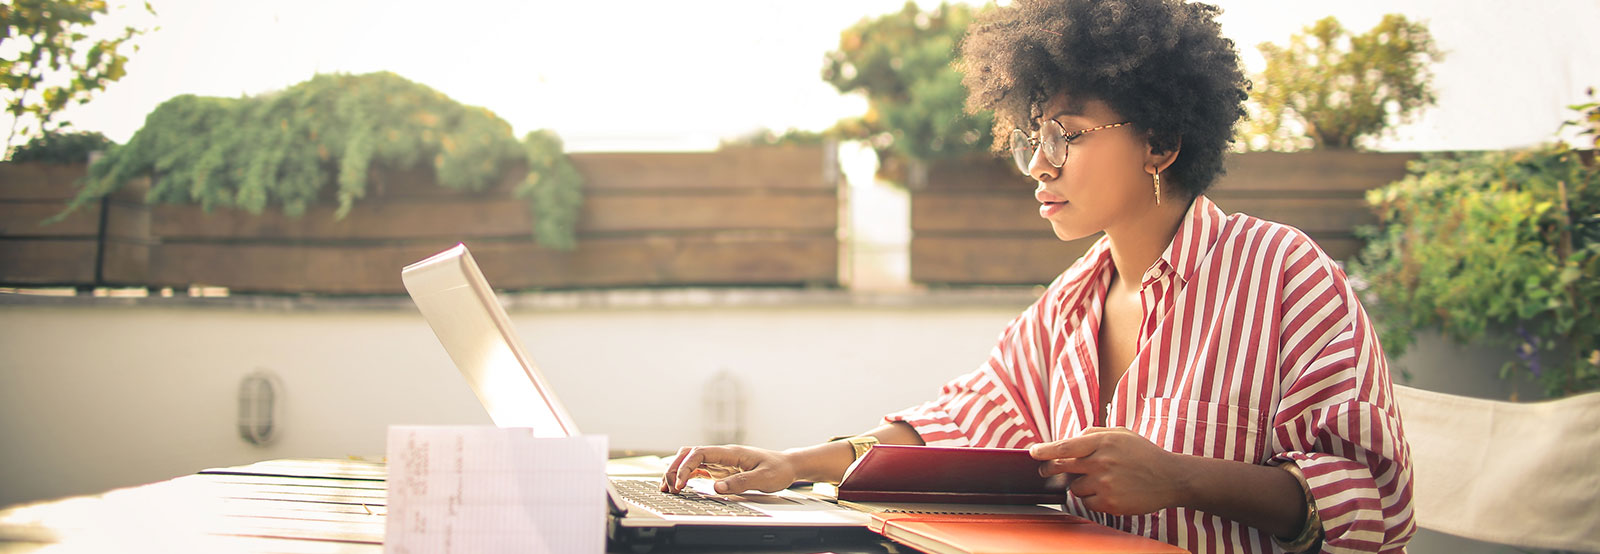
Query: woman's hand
660 424 924 495
660 445 800 495
1030 427 1188 516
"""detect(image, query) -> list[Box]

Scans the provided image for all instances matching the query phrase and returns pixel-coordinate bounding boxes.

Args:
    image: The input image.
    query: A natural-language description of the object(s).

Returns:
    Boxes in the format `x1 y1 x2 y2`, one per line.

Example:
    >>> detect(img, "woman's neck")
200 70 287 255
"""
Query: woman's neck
1103 196 1191 290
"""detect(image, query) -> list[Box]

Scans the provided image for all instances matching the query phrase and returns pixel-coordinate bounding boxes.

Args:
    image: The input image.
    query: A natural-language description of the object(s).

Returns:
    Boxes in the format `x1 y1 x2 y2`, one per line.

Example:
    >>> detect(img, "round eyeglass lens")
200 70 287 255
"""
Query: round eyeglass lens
1009 128 1033 174
1038 120 1066 167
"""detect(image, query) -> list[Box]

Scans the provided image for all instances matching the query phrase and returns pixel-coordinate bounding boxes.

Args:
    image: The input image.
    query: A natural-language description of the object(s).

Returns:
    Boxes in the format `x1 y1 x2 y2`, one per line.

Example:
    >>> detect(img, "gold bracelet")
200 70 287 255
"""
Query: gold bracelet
1272 462 1324 553
829 435 879 461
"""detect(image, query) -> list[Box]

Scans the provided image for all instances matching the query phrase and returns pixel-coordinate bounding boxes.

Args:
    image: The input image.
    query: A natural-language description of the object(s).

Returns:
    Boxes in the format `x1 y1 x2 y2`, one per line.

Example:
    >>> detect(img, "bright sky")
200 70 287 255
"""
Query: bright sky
23 0 1600 153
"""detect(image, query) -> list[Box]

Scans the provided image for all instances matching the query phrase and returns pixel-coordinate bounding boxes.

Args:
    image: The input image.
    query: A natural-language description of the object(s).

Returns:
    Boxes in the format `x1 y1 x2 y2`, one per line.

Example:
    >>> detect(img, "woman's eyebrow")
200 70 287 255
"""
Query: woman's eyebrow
1044 105 1085 121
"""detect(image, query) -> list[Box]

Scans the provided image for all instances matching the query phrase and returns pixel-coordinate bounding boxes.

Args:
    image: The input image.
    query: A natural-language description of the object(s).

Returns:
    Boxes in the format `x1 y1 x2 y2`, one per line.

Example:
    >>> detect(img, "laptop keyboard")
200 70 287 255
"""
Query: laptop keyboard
611 479 771 518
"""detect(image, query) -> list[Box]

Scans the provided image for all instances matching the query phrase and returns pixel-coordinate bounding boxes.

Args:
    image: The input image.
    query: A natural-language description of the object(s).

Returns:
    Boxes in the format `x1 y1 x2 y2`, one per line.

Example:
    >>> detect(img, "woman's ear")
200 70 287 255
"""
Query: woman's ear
1146 135 1181 175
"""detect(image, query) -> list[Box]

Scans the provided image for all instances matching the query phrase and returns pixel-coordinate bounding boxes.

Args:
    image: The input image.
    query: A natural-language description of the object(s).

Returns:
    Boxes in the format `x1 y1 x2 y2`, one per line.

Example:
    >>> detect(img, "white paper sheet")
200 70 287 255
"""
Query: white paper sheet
383 426 607 554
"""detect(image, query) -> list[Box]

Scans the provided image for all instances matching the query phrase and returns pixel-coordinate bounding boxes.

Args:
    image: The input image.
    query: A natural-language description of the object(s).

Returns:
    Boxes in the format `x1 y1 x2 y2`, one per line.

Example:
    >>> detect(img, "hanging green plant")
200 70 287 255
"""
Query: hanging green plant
1354 143 1600 398
57 71 582 249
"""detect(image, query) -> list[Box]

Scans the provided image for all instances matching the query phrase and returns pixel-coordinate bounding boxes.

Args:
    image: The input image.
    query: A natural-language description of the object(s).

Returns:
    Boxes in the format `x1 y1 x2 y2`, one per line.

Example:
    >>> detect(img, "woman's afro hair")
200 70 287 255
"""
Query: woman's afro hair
958 0 1248 197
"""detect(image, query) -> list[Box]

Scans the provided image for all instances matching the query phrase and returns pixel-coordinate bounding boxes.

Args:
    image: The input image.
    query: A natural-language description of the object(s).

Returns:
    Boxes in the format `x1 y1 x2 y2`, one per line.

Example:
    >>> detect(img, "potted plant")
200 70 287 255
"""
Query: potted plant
1354 99 1600 397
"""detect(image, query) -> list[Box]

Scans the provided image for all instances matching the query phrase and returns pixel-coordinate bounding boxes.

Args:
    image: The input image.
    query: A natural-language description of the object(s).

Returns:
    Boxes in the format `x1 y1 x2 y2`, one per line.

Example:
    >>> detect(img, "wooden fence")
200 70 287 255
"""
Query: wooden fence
0 145 841 294
1 148 1426 292
908 150 1419 285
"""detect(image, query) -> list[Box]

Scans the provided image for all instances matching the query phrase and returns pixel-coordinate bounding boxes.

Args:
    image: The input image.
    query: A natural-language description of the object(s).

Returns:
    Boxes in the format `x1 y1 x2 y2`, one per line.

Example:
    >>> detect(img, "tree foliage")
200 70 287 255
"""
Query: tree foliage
1355 141 1600 398
61 71 583 249
1241 14 1443 151
1 0 155 156
1563 87 1600 149
822 2 992 181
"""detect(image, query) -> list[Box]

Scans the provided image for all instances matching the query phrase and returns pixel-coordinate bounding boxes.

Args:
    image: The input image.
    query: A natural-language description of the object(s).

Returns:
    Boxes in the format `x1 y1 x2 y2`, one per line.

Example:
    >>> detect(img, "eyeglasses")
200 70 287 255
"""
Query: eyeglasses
1009 120 1132 175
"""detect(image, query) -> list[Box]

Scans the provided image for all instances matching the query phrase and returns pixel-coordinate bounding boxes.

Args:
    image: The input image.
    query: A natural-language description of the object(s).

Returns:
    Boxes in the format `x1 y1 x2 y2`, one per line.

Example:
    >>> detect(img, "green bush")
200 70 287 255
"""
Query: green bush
60 71 582 249
7 130 114 163
719 128 827 148
1355 144 1600 397
517 129 582 250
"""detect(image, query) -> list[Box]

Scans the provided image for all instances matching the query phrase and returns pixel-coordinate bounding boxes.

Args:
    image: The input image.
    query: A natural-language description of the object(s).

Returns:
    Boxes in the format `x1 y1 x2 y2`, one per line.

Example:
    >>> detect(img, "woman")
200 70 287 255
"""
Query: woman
664 1 1413 551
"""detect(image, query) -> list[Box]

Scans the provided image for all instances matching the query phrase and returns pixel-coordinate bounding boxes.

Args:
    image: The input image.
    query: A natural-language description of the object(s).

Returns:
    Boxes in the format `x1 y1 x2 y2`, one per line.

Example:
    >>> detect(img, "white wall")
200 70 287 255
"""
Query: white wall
0 294 1025 508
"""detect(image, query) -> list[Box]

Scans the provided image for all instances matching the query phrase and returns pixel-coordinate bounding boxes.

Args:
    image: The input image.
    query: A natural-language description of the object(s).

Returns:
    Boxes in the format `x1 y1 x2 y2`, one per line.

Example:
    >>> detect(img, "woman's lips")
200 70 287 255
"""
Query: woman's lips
1036 189 1066 218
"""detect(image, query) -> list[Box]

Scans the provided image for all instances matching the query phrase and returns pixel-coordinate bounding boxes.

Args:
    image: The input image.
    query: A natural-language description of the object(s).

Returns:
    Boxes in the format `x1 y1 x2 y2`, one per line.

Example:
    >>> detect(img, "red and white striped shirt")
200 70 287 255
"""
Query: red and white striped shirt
887 195 1415 553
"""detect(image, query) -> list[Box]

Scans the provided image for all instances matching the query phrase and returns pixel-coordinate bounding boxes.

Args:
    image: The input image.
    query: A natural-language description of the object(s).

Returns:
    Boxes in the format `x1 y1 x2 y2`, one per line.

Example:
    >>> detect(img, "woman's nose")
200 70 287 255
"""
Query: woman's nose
1028 147 1060 182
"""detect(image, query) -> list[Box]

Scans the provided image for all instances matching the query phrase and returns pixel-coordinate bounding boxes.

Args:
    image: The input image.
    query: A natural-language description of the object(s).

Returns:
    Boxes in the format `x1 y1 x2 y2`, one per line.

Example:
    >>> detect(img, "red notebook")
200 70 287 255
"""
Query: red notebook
868 512 1188 554
840 446 1187 554
837 445 1067 504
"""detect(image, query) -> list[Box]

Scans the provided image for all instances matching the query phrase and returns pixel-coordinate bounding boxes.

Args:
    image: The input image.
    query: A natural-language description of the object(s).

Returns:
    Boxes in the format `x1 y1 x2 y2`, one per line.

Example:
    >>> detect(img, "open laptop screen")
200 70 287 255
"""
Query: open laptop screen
401 244 579 438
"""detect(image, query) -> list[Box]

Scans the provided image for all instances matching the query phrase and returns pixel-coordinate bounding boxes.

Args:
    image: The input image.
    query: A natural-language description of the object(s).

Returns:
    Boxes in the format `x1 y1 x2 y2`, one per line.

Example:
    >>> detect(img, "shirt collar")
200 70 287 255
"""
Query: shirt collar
1139 194 1225 290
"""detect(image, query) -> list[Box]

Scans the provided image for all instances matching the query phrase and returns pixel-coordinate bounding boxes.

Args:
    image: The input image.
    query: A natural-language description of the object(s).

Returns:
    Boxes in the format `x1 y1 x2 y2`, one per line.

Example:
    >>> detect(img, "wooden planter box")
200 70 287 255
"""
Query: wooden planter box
908 150 1420 285
0 145 841 294
0 163 146 287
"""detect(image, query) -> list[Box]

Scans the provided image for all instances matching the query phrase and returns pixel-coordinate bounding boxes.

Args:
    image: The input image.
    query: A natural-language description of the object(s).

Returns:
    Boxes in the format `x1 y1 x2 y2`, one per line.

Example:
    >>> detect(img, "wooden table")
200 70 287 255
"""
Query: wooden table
0 459 894 553
0 459 387 553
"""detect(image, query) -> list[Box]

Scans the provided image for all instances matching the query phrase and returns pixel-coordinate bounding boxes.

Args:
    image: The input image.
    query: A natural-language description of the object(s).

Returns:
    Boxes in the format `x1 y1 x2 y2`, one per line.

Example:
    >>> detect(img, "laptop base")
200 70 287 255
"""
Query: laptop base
608 522 879 553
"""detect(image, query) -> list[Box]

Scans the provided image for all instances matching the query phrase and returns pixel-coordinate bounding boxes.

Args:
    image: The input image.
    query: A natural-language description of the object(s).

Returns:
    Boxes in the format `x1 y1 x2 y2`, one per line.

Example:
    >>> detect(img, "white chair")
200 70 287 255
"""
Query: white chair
1395 385 1600 552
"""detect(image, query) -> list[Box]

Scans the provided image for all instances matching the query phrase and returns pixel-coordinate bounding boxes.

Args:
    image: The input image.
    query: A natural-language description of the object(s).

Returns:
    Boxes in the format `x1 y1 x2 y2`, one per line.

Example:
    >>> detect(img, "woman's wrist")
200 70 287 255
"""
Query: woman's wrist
788 423 920 484
1162 452 1305 538
1160 450 1202 511
783 440 855 483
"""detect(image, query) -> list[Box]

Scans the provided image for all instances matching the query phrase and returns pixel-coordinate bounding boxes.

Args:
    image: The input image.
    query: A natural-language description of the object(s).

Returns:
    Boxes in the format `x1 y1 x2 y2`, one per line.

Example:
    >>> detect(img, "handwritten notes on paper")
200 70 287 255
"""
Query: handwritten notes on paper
384 426 607 554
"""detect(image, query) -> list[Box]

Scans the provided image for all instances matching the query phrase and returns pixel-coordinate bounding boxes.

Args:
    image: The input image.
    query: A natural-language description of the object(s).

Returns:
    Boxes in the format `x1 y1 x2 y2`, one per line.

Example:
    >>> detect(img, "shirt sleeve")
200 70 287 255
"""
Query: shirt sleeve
1270 242 1416 553
883 268 1078 448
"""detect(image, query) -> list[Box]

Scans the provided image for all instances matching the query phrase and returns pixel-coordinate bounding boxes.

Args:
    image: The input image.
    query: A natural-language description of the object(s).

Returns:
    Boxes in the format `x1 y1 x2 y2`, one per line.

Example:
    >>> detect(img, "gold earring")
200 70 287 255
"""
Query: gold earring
1153 171 1161 205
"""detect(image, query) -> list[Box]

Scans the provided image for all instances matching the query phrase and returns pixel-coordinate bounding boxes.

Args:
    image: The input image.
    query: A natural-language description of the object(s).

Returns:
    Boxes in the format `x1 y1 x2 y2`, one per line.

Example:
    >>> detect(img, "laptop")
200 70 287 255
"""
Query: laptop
400 244 873 549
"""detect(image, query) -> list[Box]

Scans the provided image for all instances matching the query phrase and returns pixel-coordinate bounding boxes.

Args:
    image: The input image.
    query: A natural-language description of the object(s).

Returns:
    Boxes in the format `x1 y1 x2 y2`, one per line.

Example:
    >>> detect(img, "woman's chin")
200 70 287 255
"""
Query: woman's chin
1047 221 1099 243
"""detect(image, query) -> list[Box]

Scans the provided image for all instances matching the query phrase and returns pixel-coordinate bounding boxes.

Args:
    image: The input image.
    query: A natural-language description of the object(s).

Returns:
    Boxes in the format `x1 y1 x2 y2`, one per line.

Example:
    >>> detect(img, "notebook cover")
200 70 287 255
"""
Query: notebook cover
869 512 1188 554
836 445 1066 505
